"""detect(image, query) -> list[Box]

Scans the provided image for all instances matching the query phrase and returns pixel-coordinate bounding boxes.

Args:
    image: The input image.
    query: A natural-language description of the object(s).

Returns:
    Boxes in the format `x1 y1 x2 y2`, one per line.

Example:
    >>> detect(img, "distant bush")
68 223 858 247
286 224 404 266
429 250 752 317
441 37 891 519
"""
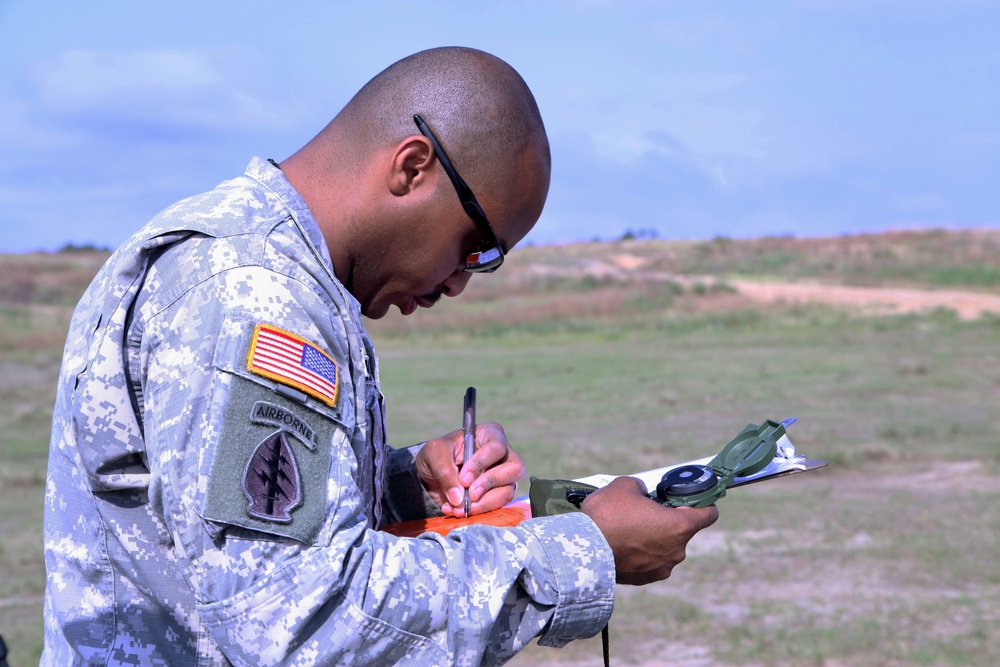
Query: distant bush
619 228 658 242
922 265 1000 287
57 242 110 253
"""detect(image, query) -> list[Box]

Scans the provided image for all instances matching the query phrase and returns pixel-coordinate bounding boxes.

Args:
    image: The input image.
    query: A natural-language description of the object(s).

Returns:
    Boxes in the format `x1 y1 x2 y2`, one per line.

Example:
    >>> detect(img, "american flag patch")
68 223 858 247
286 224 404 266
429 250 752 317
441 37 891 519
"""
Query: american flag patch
247 324 339 406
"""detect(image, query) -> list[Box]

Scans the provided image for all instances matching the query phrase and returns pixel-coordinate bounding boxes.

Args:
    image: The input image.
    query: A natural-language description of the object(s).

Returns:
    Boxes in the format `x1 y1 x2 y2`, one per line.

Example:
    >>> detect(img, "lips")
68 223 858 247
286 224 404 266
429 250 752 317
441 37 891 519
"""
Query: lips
399 298 418 316
398 297 432 316
397 290 443 316
414 296 438 309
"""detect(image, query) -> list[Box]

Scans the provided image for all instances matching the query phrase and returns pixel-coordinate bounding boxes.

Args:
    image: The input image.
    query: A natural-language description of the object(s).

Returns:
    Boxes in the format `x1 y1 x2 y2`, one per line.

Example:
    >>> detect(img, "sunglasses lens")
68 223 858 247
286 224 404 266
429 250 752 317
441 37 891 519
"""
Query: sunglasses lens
465 247 504 273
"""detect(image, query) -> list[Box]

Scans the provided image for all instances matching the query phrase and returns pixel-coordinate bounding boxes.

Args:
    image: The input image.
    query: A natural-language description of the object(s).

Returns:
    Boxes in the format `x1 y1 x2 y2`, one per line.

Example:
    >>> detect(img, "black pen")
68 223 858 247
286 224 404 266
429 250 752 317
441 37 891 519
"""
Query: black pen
462 387 476 517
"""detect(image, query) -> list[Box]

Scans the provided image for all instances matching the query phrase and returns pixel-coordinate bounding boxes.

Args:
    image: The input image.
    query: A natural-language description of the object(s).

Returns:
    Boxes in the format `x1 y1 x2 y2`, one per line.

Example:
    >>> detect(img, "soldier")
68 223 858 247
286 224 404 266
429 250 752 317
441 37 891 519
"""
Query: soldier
43 47 718 665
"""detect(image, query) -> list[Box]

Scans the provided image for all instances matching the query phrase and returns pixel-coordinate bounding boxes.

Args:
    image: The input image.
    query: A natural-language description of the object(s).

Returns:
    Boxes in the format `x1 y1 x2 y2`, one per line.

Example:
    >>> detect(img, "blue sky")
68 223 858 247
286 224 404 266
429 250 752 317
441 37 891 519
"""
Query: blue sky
1 1 997 252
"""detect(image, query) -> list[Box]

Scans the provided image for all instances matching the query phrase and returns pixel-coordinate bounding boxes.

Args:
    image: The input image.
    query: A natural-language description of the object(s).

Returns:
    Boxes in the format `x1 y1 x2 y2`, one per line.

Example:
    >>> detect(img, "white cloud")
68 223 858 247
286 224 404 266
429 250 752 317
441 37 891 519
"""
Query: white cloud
36 50 224 107
544 68 764 164
0 46 334 251
30 48 312 136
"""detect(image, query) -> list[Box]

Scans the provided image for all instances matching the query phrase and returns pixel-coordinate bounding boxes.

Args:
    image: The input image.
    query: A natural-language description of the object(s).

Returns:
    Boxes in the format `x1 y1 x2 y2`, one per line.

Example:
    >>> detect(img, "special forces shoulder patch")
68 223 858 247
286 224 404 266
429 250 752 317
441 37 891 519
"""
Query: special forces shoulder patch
247 323 339 407
243 430 302 523
202 373 338 544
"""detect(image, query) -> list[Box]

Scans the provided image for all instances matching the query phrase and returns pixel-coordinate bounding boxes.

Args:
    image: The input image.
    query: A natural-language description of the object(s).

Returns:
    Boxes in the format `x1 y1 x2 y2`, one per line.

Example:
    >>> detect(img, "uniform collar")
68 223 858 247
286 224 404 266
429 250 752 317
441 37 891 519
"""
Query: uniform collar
245 157 331 261
244 157 364 319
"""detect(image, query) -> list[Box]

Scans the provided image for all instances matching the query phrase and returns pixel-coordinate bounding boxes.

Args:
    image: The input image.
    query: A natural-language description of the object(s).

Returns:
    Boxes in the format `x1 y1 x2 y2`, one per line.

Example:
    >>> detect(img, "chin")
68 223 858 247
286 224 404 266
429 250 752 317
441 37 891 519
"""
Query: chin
360 300 390 320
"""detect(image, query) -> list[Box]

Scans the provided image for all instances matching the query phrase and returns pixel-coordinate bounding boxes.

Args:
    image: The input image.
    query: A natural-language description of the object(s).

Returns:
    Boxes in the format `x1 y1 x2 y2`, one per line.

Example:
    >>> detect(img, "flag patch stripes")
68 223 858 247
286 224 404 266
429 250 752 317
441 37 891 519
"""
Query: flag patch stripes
247 324 339 406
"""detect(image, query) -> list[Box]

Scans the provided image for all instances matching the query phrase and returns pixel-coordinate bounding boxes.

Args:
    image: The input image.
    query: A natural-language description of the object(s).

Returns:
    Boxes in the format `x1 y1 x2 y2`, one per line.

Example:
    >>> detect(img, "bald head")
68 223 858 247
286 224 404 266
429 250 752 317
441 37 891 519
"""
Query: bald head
334 46 550 202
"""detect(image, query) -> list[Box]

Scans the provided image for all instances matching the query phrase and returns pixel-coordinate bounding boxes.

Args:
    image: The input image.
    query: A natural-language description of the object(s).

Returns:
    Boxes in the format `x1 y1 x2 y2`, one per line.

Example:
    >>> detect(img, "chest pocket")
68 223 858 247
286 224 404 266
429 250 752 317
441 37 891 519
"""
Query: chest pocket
202 314 356 544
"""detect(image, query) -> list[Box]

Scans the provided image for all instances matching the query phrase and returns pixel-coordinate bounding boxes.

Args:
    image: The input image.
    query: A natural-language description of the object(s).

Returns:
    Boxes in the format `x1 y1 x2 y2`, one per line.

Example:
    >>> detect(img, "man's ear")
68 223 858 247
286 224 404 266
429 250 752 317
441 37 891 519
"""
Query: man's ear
388 136 436 197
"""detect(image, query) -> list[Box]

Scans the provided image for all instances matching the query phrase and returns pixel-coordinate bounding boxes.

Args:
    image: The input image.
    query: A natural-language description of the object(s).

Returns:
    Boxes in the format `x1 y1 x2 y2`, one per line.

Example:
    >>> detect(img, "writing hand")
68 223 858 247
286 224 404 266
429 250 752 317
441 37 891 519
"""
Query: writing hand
416 422 526 517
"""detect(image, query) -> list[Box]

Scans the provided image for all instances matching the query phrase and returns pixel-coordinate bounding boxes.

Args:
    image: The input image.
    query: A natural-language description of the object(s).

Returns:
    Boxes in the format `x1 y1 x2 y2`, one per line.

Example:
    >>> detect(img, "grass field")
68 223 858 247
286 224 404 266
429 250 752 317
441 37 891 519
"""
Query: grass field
2 230 999 666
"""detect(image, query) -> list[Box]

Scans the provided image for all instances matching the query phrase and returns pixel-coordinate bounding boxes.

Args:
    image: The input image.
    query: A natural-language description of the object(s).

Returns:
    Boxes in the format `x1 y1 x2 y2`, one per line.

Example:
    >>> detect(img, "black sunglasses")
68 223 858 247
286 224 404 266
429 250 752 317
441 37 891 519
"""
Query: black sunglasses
413 115 506 273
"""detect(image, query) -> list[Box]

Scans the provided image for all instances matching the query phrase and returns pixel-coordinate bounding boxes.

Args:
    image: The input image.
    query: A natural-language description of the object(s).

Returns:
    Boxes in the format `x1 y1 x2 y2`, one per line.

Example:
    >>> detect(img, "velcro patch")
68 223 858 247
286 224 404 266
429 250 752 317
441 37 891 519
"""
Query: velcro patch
247 324 339 407
203 376 335 544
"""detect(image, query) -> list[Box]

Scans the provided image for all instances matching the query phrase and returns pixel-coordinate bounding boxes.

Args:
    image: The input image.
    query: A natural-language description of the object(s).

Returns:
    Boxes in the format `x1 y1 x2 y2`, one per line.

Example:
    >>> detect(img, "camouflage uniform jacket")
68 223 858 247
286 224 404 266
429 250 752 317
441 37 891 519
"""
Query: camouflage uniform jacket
42 157 616 666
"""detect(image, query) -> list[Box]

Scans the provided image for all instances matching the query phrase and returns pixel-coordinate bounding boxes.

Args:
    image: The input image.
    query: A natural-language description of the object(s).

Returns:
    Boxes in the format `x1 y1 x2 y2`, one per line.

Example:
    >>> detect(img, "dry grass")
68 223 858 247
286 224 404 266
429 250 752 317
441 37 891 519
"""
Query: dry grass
505 228 1000 288
3 230 1000 666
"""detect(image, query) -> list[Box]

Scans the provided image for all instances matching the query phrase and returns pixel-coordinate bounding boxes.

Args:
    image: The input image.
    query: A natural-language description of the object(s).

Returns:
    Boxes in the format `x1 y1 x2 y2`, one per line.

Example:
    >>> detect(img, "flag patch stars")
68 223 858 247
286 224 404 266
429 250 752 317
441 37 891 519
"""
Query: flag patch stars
247 324 339 406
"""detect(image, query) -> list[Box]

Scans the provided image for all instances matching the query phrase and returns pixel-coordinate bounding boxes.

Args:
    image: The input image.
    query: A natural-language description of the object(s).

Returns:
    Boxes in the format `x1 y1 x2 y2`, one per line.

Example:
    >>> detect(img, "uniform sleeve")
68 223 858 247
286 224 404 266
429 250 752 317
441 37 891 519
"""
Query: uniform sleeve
381 442 445 523
141 263 615 666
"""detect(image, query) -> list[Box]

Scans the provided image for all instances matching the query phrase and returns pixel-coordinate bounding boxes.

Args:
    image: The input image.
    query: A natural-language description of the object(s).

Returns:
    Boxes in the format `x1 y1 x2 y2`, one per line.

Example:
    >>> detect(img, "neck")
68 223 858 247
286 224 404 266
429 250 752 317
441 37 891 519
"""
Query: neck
281 133 359 289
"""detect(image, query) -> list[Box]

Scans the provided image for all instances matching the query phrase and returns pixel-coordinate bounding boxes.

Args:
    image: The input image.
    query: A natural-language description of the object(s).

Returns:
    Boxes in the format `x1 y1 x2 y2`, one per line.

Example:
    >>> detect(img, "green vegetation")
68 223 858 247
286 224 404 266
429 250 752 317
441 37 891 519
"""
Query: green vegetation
3 232 999 666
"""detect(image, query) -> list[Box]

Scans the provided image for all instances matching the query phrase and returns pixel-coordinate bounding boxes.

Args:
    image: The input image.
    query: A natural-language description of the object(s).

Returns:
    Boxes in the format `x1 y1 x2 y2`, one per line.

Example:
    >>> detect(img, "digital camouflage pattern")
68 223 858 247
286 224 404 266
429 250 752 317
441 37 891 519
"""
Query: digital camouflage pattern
43 158 615 666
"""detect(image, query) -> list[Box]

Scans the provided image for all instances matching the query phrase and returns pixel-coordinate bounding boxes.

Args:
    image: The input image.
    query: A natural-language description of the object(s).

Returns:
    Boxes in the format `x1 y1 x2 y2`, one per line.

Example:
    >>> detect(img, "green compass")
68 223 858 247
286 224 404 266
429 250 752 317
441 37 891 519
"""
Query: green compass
654 419 786 508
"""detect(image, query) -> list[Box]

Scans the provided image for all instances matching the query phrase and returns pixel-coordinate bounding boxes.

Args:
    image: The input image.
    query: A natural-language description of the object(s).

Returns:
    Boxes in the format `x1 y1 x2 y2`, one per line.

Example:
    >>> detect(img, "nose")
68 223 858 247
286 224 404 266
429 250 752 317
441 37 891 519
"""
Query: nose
440 269 472 298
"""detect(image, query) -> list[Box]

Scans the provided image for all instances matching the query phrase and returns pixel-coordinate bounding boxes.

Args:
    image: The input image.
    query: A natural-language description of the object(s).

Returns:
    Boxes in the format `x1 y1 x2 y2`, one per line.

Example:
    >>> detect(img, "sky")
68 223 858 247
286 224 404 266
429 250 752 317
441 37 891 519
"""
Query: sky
1 0 997 252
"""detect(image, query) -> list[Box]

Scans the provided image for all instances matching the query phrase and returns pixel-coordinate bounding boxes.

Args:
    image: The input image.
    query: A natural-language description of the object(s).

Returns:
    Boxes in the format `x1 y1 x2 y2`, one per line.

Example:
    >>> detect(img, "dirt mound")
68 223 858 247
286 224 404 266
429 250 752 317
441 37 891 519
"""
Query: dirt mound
730 279 1000 320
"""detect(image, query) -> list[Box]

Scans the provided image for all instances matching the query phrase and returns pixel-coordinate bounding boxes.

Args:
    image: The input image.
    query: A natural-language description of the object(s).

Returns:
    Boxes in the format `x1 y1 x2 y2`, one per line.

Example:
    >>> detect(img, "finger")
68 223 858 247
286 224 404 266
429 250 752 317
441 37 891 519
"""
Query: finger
459 422 517 480
468 481 520 514
418 434 466 508
614 475 649 496
463 449 526 499
583 475 648 504
674 504 721 531
467 457 525 500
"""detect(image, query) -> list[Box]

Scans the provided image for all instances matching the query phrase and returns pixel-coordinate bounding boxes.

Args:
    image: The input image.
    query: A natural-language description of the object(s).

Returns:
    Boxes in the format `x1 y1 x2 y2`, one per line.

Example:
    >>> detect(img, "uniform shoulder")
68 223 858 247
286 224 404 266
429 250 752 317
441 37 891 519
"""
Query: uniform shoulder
150 172 290 241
